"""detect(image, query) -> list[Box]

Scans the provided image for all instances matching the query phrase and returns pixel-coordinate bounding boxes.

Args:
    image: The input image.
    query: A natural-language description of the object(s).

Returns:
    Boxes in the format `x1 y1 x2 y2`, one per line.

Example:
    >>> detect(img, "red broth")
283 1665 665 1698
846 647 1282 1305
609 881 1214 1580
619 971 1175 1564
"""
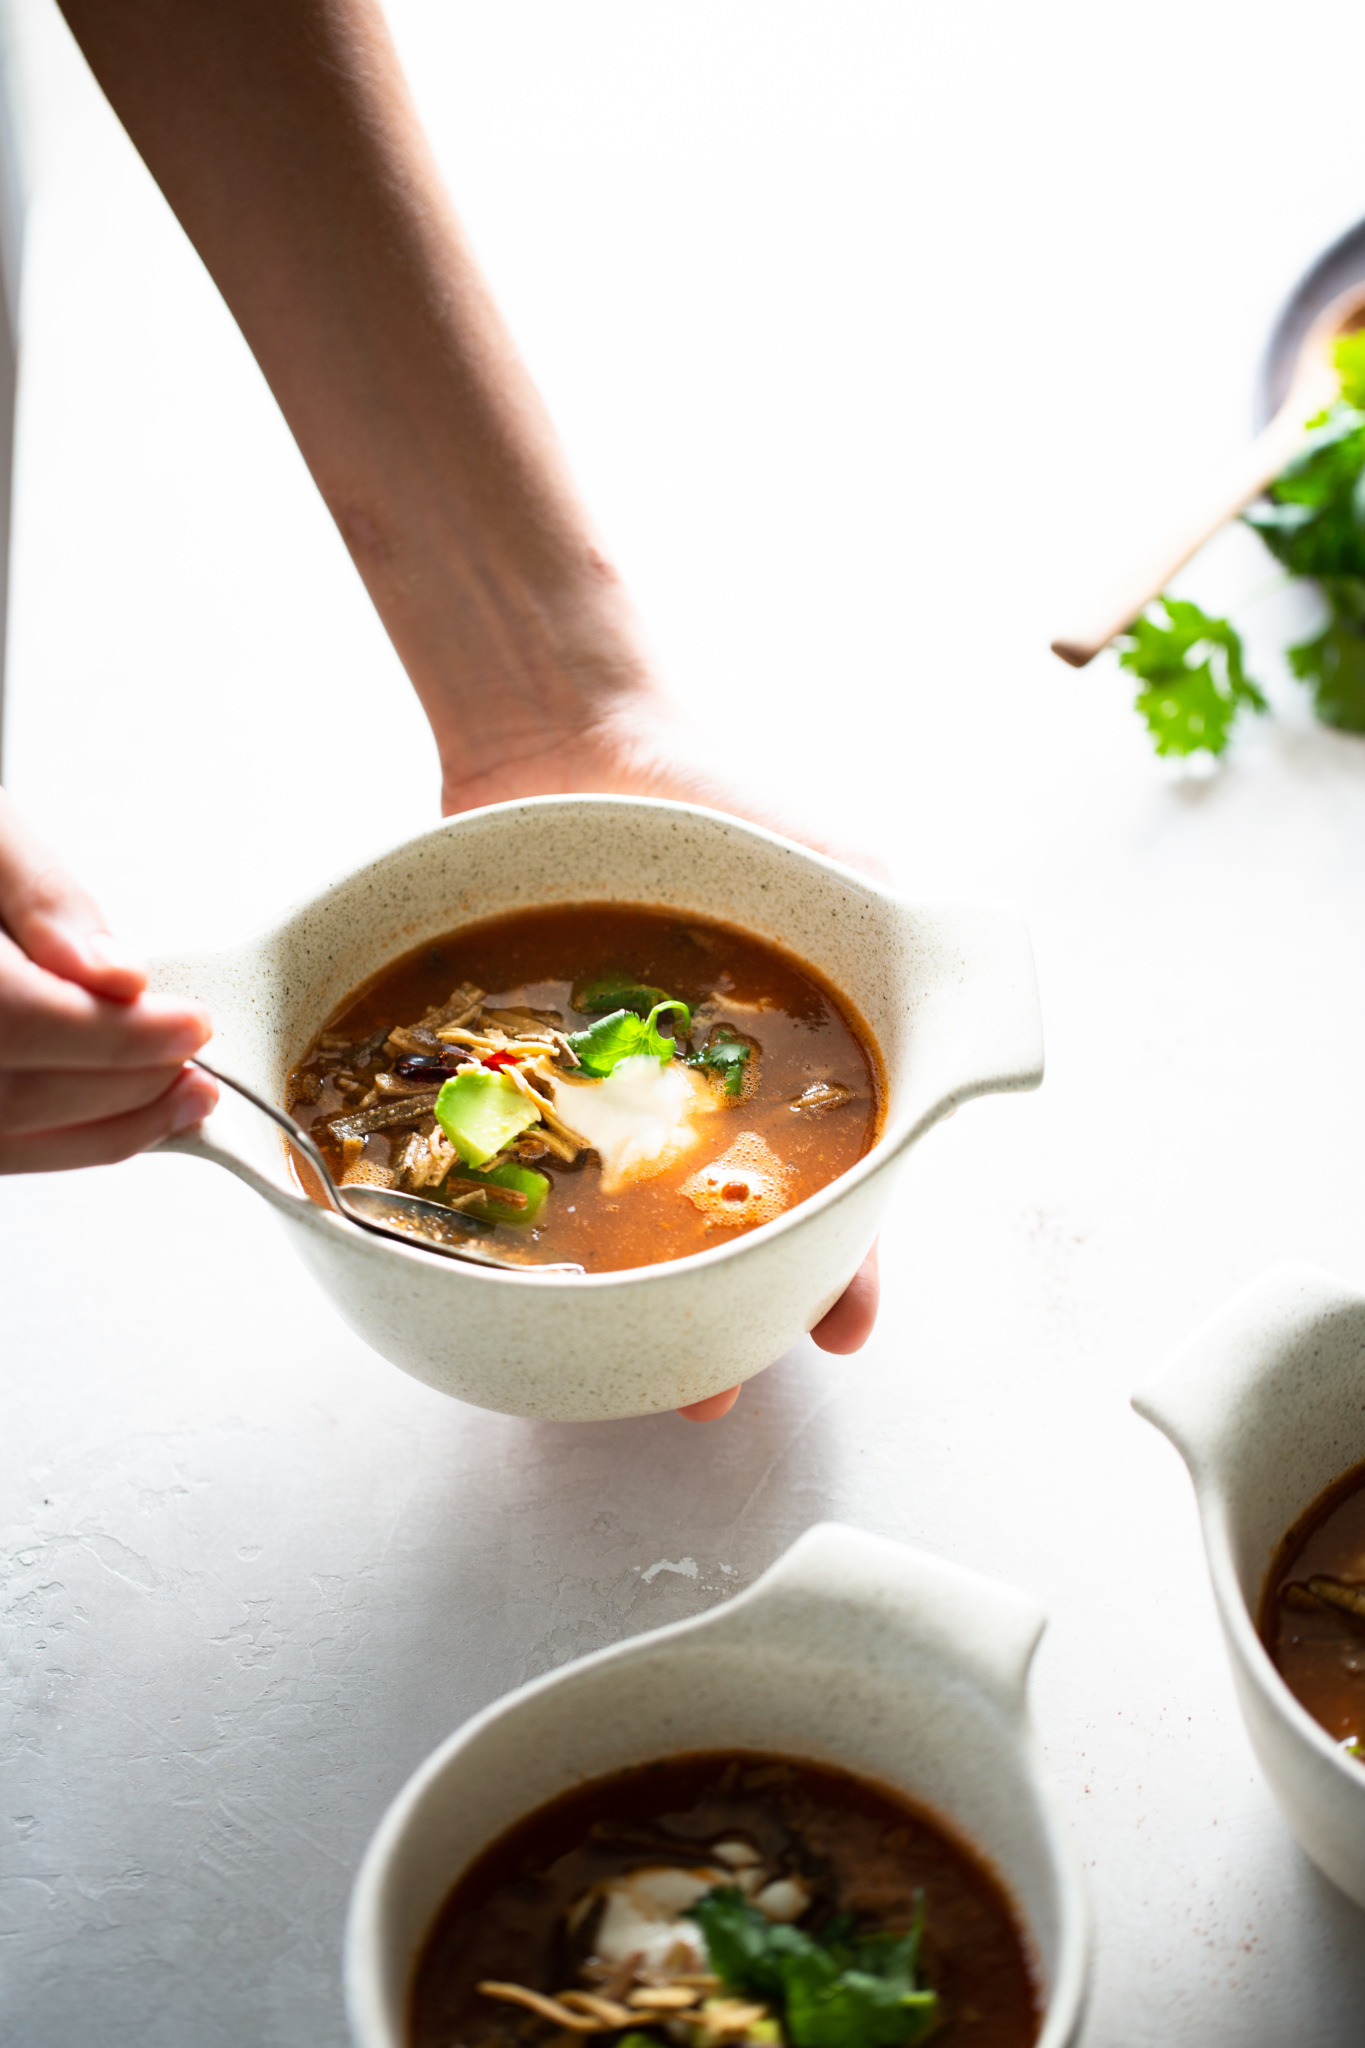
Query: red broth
409 1751 1040 2048
286 905 882 1273
1260 1457 1365 1756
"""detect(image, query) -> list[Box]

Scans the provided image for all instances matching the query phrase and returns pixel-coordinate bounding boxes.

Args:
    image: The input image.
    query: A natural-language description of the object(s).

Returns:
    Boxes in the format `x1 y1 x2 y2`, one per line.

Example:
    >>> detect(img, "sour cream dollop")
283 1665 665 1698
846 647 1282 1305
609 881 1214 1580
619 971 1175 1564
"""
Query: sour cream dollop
589 1865 723 1973
550 1055 718 1194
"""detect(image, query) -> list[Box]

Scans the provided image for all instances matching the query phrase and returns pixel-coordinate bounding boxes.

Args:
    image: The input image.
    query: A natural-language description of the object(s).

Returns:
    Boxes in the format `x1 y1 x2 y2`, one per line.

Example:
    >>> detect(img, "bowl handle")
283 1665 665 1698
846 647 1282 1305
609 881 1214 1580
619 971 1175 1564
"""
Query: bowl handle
892 901 1045 1142
154 1119 321 1225
1132 1262 1365 1487
720 1524 1045 1720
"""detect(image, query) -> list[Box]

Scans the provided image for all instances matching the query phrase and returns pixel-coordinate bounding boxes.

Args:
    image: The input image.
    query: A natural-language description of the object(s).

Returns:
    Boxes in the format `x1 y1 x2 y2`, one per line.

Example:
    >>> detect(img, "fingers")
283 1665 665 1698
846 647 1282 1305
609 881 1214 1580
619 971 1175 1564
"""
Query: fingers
0 787 146 1001
676 1384 742 1422
0 792 218 1174
0 1063 218 1174
0 1059 209 1134
809 1243 880 1354
676 1245 881 1419
0 926 210 1070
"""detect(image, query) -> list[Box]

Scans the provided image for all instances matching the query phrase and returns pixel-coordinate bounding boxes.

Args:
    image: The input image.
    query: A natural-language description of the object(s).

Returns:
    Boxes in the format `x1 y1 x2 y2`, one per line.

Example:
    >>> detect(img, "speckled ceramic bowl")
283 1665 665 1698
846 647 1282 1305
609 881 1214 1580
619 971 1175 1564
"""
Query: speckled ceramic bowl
1133 1263 1365 1908
344 1523 1089 2048
150 797 1042 1420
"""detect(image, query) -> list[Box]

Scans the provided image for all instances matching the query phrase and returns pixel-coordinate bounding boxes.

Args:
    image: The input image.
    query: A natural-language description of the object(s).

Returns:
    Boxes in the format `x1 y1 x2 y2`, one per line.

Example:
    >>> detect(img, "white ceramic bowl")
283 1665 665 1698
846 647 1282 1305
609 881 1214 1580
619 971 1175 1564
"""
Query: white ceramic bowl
344 1523 1089 2048
150 796 1042 1420
1133 1262 1365 1908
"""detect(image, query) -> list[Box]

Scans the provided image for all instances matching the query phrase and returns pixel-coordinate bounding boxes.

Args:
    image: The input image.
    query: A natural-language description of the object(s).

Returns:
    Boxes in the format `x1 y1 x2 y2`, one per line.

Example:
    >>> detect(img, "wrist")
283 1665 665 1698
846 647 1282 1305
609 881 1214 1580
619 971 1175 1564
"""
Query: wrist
425 594 675 815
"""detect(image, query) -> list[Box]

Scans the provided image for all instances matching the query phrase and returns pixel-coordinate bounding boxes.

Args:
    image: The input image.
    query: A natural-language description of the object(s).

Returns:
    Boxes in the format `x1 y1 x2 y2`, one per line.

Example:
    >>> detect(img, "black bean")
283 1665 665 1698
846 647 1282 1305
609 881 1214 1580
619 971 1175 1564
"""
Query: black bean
394 1053 456 1082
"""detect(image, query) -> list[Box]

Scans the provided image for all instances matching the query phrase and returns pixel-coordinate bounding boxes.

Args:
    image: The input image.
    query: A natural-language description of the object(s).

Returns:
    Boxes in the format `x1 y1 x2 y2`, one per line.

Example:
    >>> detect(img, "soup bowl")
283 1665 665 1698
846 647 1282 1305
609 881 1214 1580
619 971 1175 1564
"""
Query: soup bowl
1133 1262 1365 1908
150 796 1042 1420
344 1522 1089 2048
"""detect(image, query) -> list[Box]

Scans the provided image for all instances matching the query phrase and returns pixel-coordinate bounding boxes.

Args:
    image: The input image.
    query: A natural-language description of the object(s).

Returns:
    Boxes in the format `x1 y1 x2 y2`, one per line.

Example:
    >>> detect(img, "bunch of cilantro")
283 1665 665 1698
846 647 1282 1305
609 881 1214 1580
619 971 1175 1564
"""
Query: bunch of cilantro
1114 331 1365 756
673 1885 940 2048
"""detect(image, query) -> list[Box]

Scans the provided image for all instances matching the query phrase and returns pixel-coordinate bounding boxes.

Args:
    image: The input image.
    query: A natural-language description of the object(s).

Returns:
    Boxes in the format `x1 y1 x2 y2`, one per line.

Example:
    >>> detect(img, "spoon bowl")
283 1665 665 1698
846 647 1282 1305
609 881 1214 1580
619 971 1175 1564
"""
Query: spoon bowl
1259 214 1365 424
192 1057 584 1275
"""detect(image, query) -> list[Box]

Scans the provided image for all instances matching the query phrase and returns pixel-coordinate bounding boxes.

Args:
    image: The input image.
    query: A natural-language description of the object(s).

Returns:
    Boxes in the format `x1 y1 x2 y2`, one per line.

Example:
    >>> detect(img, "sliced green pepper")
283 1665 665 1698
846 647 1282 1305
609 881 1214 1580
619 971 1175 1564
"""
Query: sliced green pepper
450 1157 549 1225
571 972 675 1018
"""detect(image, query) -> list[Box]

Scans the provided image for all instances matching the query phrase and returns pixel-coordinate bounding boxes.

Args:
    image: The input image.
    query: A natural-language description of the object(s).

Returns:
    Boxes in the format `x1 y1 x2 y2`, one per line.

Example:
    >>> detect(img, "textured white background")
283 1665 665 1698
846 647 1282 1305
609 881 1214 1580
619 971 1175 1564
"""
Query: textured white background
5 1 1365 2041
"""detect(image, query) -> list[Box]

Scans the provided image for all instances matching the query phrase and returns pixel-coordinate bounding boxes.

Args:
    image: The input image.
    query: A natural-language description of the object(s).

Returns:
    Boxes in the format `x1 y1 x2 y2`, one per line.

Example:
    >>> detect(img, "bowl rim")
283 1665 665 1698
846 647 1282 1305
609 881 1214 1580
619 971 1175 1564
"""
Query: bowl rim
180 794 1035 1292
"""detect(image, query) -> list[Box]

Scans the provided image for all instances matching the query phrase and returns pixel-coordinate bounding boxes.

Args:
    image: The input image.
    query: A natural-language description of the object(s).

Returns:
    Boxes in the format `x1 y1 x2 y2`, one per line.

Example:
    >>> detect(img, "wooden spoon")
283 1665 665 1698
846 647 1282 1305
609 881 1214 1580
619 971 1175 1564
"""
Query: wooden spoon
1050 279 1365 669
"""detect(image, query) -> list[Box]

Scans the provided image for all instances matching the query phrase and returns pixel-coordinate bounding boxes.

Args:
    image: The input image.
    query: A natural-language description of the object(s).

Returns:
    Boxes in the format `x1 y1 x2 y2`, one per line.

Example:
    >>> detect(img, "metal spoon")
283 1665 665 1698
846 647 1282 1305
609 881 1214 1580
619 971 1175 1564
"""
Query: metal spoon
193 1058 584 1275
1050 277 1365 668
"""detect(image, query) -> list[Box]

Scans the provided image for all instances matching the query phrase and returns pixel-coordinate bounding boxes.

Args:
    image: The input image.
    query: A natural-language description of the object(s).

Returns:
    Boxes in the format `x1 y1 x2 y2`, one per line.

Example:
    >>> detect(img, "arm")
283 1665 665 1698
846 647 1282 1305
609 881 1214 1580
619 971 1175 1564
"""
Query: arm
48 0 878 1374
56 0 669 815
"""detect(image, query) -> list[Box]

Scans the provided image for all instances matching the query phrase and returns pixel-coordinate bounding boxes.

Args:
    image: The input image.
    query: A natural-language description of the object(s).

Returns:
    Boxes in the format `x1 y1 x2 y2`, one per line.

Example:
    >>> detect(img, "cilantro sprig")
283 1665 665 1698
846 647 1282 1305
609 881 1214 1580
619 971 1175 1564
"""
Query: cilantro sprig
684 1887 939 2048
685 1025 753 1097
1103 331 1365 753
1116 599 1266 757
566 999 690 1077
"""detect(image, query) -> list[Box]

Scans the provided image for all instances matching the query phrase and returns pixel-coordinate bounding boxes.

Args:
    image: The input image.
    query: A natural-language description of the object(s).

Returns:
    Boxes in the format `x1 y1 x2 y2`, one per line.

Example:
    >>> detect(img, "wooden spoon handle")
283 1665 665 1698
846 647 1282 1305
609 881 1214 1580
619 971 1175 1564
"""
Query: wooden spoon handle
1050 401 1315 669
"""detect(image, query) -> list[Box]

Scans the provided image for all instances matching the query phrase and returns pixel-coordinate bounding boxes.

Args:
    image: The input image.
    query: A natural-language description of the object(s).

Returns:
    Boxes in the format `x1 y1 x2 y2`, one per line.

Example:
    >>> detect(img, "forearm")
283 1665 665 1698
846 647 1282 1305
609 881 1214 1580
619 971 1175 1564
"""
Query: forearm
57 0 650 788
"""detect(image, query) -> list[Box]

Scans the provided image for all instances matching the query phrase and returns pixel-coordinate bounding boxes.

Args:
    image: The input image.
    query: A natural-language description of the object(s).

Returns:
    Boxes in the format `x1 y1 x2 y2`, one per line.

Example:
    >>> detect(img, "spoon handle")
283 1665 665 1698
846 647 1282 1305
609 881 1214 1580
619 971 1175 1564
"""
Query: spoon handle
190 1056 584 1275
1049 400 1314 669
192 1055 349 1217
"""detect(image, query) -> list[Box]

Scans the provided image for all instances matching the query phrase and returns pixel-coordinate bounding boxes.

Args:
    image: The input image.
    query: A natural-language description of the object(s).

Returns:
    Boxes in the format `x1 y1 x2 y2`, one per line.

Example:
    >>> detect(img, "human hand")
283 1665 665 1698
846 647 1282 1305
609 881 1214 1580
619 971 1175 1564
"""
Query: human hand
438 690 883 1421
0 790 217 1171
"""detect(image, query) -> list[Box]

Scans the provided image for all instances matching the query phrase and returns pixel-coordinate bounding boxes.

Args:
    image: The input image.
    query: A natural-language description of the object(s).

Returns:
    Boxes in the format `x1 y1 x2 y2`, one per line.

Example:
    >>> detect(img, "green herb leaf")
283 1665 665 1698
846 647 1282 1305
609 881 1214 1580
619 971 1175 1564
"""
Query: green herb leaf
566 999 691 1077
572 973 675 1018
1244 400 1365 579
685 1026 753 1097
1116 598 1266 757
1288 589 1365 732
685 1888 938 2048
434 1069 541 1167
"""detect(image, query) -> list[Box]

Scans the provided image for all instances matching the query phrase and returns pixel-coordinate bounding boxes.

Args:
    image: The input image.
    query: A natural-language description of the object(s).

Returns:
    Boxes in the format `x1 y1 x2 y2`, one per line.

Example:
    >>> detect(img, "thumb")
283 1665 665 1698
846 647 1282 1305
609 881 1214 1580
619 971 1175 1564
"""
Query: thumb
0 788 146 1002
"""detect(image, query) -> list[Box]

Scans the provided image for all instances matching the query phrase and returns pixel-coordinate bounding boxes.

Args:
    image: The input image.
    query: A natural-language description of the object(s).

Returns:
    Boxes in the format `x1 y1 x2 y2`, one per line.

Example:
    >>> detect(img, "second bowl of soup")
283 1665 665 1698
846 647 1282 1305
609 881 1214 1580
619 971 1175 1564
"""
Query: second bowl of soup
345 1524 1088 2048
150 797 1042 1419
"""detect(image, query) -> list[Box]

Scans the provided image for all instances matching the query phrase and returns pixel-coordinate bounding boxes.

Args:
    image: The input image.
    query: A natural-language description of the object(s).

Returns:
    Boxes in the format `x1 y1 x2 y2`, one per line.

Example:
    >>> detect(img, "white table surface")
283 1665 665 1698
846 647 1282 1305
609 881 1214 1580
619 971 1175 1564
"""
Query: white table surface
6 2 1365 2041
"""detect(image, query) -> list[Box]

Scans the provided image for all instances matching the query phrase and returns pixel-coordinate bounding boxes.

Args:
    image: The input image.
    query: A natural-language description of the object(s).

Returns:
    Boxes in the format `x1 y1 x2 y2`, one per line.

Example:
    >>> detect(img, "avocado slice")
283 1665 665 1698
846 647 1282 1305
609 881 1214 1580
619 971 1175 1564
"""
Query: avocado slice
435 1069 541 1168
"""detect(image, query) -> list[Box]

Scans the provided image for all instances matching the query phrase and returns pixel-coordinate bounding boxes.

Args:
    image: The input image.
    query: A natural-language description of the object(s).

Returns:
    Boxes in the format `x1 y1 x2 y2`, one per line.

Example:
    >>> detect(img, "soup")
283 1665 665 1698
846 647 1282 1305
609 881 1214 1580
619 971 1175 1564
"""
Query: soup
1259 1457 1365 1762
409 1751 1040 2048
285 905 882 1273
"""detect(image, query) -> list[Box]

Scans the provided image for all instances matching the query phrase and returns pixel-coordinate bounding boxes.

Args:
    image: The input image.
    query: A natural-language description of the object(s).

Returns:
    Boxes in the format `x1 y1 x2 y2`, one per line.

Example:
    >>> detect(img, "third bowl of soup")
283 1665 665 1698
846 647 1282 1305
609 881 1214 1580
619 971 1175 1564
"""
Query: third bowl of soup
1134 1262 1365 1907
150 796 1042 1420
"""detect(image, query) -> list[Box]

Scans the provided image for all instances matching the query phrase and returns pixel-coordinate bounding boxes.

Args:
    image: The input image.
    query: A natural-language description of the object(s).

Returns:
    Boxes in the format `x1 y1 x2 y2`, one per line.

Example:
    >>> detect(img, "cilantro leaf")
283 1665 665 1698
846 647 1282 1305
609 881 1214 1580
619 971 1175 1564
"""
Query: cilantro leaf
1243 401 1365 579
1115 598 1265 756
1288 588 1365 732
565 999 691 1077
685 1888 939 2048
572 973 675 1018
685 1025 753 1097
